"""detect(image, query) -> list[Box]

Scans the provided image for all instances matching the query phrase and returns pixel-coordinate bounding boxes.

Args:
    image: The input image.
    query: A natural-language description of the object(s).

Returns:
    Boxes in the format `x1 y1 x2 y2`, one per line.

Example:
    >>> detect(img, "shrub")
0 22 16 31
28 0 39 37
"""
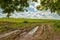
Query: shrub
57 25 60 28
23 21 28 23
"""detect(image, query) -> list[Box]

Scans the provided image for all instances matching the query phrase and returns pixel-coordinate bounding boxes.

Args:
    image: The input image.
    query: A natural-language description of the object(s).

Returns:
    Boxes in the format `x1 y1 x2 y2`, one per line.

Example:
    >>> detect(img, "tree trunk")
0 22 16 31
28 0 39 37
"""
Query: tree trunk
7 13 10 18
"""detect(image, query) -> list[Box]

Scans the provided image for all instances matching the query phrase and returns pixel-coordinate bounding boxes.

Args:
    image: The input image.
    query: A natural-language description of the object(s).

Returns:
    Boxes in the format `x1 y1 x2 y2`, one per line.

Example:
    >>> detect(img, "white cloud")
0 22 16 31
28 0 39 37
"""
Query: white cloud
9 11 60 19
0 1 60 20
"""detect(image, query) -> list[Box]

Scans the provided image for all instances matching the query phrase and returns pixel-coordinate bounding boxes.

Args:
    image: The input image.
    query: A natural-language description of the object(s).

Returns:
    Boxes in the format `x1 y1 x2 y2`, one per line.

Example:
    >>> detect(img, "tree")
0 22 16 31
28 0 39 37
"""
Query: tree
36 0 60 15
32 0 37 2
0 0 60 18
0 0 29 18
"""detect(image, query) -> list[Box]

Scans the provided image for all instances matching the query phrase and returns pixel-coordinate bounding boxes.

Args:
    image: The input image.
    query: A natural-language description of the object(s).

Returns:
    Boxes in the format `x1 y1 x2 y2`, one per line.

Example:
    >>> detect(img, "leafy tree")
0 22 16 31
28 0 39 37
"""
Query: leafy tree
0 0 60 18
32 0 37 2
0 0 29 18
36 0 60 15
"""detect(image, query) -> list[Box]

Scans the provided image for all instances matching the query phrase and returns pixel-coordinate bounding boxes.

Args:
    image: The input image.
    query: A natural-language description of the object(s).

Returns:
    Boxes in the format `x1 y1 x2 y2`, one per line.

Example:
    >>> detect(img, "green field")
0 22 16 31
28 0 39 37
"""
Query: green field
0 18 60 23
0 18 60 34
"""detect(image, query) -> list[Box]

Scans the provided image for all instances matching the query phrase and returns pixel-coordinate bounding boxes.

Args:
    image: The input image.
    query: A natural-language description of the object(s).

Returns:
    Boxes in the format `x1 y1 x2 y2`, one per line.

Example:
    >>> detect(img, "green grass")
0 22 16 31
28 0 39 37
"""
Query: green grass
51 23 60 35
0 18 60 34
0 18 60 23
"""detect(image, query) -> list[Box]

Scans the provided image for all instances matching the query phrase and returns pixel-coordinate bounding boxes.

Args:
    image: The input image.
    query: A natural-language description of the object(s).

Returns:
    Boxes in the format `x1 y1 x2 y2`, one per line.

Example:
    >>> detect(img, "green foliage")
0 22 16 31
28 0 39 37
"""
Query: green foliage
0 0 29 18
23 21 28 23
36 0 60 15
54 23 60 28
52 23 60 34
32 0 37 2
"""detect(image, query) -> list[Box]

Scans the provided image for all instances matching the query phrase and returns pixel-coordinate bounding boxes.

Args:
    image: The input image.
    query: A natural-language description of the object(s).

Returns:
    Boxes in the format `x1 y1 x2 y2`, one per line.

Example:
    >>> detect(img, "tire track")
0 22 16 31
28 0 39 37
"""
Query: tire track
0 30 20 39
0 24 60 40
15 26 39 40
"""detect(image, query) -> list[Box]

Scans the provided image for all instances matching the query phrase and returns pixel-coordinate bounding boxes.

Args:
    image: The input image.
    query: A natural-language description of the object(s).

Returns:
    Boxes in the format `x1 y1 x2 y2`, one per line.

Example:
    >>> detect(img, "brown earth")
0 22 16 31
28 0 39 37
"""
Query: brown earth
14 24 60 40
0 24 60 40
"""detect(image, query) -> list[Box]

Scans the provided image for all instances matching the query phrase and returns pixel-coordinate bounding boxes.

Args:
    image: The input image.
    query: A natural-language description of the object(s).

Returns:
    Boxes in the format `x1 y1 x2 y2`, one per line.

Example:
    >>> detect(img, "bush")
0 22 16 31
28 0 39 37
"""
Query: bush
23 21 28 23
57 25 60 28
53 23 60 28
54 23 60 28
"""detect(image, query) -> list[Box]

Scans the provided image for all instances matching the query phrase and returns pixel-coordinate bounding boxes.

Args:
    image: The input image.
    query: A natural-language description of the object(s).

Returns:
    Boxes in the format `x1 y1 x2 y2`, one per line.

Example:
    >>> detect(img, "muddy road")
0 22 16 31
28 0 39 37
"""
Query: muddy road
0 24 60 40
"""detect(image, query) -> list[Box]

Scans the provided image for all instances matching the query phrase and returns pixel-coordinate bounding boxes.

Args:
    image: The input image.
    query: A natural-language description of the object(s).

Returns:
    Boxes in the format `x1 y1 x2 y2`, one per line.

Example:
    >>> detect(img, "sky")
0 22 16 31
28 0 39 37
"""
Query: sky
0 0 60 19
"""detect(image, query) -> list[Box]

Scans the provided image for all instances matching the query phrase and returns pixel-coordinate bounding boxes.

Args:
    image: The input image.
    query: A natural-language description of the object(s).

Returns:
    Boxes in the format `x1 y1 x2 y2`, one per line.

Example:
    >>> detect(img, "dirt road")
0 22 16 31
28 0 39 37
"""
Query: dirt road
29 24 60 40
0 24 60 40
14 24 60 40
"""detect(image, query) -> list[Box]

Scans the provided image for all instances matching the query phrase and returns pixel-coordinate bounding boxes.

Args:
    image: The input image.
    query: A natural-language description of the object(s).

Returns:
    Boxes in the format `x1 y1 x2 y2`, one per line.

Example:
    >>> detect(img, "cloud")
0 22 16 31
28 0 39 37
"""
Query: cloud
9 11 60 19
0 1 60 20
